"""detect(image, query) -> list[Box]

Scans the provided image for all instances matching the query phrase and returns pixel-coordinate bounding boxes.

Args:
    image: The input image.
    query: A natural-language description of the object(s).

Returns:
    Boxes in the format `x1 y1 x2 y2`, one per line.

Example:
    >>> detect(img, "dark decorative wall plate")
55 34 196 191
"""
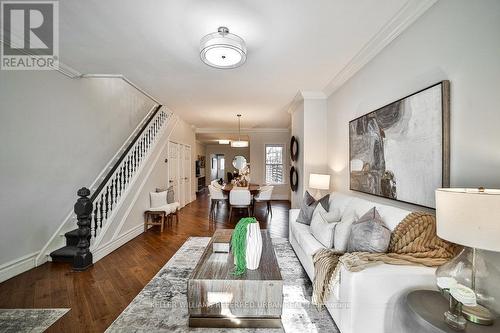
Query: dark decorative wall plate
290 166 298 192
290 136 299 161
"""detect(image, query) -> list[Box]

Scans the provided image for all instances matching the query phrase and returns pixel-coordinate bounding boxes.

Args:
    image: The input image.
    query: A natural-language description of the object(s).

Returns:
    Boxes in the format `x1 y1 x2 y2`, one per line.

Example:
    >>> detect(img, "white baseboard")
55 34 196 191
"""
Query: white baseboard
0 251 39 283
92 224 144 263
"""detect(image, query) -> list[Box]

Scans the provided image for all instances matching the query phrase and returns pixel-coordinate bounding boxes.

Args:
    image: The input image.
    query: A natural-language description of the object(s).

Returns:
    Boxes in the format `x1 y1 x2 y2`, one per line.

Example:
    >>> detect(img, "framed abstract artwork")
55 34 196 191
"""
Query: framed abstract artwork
349 81 450 208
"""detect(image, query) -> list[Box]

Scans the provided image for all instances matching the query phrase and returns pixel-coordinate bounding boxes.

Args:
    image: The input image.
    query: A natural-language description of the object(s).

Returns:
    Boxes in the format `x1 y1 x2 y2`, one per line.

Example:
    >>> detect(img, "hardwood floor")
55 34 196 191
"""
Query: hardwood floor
0 192 290 332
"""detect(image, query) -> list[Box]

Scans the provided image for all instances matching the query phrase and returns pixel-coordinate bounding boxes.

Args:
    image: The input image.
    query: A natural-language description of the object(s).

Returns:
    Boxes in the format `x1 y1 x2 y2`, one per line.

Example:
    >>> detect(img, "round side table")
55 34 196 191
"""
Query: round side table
403 290 498 333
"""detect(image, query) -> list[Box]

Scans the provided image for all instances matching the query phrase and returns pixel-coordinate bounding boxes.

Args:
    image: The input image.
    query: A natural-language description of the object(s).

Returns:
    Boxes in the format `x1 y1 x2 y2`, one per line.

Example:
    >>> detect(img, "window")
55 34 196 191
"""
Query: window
265 144 284 184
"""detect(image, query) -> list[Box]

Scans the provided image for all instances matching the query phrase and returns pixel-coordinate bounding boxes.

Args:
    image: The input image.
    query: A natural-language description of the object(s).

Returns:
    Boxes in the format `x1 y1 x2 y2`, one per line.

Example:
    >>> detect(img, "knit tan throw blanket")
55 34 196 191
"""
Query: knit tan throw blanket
312 212 459 306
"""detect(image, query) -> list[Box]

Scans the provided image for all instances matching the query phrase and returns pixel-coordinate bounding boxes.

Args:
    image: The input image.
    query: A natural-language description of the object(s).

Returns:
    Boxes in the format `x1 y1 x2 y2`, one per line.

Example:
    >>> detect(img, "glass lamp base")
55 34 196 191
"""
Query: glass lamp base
436 247 498 326
463 303 495 325
444 311 467 331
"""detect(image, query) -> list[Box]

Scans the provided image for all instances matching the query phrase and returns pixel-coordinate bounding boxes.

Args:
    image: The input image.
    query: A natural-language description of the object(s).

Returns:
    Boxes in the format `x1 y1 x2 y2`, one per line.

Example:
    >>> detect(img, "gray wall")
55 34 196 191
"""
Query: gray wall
326 0 500 312
205 145 250 183
248 131 291 200
0 70 154 267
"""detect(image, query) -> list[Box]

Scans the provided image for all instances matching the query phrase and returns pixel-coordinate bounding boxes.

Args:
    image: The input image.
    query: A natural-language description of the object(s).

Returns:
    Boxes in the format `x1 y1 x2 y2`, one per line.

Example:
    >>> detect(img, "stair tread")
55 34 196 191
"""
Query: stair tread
50 245 78 258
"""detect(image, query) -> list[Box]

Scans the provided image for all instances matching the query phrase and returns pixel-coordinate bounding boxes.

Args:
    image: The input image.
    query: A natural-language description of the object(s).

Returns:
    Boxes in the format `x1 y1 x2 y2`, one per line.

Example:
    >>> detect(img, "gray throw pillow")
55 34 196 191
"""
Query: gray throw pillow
156 187 175 204
166 186 175 204
347 207 390 253
296 191 330 225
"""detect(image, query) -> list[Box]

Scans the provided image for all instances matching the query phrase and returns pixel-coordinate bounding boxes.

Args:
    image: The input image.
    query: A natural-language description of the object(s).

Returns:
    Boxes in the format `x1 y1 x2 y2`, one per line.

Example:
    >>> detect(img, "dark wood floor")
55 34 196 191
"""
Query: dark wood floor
0 192 290 332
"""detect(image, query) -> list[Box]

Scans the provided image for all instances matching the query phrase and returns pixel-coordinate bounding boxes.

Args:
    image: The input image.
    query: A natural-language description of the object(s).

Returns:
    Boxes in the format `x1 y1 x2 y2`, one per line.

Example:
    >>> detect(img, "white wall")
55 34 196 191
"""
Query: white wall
248 131 291 200
326 0 500 311
303 98 328 189
0 70 154 274
290 99 305 208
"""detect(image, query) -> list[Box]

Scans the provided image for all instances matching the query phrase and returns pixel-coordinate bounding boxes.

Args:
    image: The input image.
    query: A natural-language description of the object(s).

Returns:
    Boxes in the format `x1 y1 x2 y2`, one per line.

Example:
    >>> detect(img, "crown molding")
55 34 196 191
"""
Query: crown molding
300 91 327 99
323 0 438 96
195 128 290 134
286 90 327 114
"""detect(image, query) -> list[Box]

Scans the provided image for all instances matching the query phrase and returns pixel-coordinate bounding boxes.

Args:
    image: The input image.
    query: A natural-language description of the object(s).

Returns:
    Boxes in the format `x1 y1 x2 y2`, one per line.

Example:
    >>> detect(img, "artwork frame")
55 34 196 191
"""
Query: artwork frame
348 81 450 209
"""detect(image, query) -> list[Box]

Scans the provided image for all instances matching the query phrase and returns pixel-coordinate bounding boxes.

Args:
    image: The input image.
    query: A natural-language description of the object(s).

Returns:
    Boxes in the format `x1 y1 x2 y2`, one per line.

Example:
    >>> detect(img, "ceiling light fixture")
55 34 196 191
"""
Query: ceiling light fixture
218 139 230 145
231 114 249 148
200 26 247 69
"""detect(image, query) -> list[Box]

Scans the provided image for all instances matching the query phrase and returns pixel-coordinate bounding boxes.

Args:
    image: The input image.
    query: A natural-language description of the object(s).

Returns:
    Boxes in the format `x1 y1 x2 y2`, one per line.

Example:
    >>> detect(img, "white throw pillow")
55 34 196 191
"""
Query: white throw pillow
150 191 167 208
325 206 342 222
334 209 358 252
310 204 341 248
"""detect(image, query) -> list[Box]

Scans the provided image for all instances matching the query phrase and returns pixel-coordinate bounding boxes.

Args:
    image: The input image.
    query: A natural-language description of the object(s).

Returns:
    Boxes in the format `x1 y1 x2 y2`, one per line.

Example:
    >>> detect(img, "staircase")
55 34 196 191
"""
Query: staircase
49 104 171 268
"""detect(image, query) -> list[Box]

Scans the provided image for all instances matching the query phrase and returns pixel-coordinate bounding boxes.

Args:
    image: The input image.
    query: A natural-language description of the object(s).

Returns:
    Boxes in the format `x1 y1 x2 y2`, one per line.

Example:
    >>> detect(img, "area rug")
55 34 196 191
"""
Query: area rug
0 308 70 332
106 237 338 333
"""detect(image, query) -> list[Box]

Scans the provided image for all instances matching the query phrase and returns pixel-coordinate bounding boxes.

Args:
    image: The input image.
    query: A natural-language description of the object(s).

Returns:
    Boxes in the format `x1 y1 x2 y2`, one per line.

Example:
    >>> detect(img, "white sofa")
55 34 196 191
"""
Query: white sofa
289 192 437 333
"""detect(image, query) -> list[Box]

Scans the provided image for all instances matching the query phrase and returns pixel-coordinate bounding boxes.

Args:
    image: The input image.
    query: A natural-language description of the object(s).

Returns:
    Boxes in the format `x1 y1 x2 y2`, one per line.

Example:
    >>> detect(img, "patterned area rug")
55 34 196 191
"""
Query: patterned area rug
0 308 69 333
106 237 338 333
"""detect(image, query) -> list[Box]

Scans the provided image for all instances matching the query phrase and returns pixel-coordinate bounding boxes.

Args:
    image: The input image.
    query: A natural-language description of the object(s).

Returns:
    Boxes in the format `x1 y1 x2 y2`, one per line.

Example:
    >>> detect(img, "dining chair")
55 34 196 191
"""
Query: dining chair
254 185 274 217
210 179 223 189
208 184 228 219
229 189 252 221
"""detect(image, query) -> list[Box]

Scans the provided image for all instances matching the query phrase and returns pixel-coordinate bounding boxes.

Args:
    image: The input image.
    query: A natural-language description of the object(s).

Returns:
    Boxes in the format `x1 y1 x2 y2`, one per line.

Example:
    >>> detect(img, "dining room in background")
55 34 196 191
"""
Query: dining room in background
349 81 450 208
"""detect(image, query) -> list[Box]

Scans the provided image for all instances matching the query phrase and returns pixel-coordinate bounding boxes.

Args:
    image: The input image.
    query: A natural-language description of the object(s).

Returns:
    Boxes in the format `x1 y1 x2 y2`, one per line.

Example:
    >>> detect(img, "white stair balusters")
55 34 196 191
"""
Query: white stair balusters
88 108 171 244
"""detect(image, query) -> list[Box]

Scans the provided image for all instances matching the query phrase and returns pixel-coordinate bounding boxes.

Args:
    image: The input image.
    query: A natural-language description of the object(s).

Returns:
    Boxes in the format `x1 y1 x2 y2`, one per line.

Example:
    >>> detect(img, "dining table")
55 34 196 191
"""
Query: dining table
221 183 261 196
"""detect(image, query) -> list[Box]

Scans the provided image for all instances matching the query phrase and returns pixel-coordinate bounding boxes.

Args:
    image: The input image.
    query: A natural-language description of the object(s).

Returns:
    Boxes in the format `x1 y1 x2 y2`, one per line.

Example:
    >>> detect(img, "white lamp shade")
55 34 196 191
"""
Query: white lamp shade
435 188 500 252
309 173 330 190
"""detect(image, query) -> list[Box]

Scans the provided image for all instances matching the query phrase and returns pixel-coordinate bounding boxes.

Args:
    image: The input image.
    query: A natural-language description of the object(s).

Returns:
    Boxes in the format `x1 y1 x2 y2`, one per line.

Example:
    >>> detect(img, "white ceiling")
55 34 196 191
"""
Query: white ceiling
59 0 410 129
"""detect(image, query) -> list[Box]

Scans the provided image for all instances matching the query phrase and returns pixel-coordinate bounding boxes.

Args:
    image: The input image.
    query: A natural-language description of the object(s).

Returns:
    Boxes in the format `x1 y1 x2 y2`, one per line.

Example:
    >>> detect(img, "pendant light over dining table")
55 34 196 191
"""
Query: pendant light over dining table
231 114 249 148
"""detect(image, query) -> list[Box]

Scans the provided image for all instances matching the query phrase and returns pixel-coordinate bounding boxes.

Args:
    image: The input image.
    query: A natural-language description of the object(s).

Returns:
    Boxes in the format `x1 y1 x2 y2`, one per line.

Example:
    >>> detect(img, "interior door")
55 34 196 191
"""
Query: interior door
184 145 191 205
168 142 179 203
178 144 186 207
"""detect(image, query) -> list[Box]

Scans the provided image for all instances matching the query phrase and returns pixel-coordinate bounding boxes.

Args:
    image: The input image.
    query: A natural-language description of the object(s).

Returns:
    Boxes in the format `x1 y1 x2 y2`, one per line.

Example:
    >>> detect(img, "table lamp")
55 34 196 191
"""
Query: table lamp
435 188 500 325
309 173 330 199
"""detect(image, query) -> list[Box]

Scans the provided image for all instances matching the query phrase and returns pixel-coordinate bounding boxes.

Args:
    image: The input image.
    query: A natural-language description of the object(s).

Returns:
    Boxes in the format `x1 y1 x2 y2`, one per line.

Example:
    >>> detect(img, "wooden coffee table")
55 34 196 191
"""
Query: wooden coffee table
187 229 283 328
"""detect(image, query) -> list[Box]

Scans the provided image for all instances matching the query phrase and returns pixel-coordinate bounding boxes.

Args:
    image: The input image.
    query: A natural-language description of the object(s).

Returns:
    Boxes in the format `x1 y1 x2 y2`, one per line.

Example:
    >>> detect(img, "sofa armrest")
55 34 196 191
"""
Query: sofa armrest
289 209 300 224
329 263 436 333
289 209 299 235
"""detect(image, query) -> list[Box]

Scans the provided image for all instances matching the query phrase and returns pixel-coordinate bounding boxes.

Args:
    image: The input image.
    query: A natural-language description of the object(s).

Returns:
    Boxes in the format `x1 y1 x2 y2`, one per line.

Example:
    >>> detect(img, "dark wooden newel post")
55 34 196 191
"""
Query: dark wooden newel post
73 187 93 271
